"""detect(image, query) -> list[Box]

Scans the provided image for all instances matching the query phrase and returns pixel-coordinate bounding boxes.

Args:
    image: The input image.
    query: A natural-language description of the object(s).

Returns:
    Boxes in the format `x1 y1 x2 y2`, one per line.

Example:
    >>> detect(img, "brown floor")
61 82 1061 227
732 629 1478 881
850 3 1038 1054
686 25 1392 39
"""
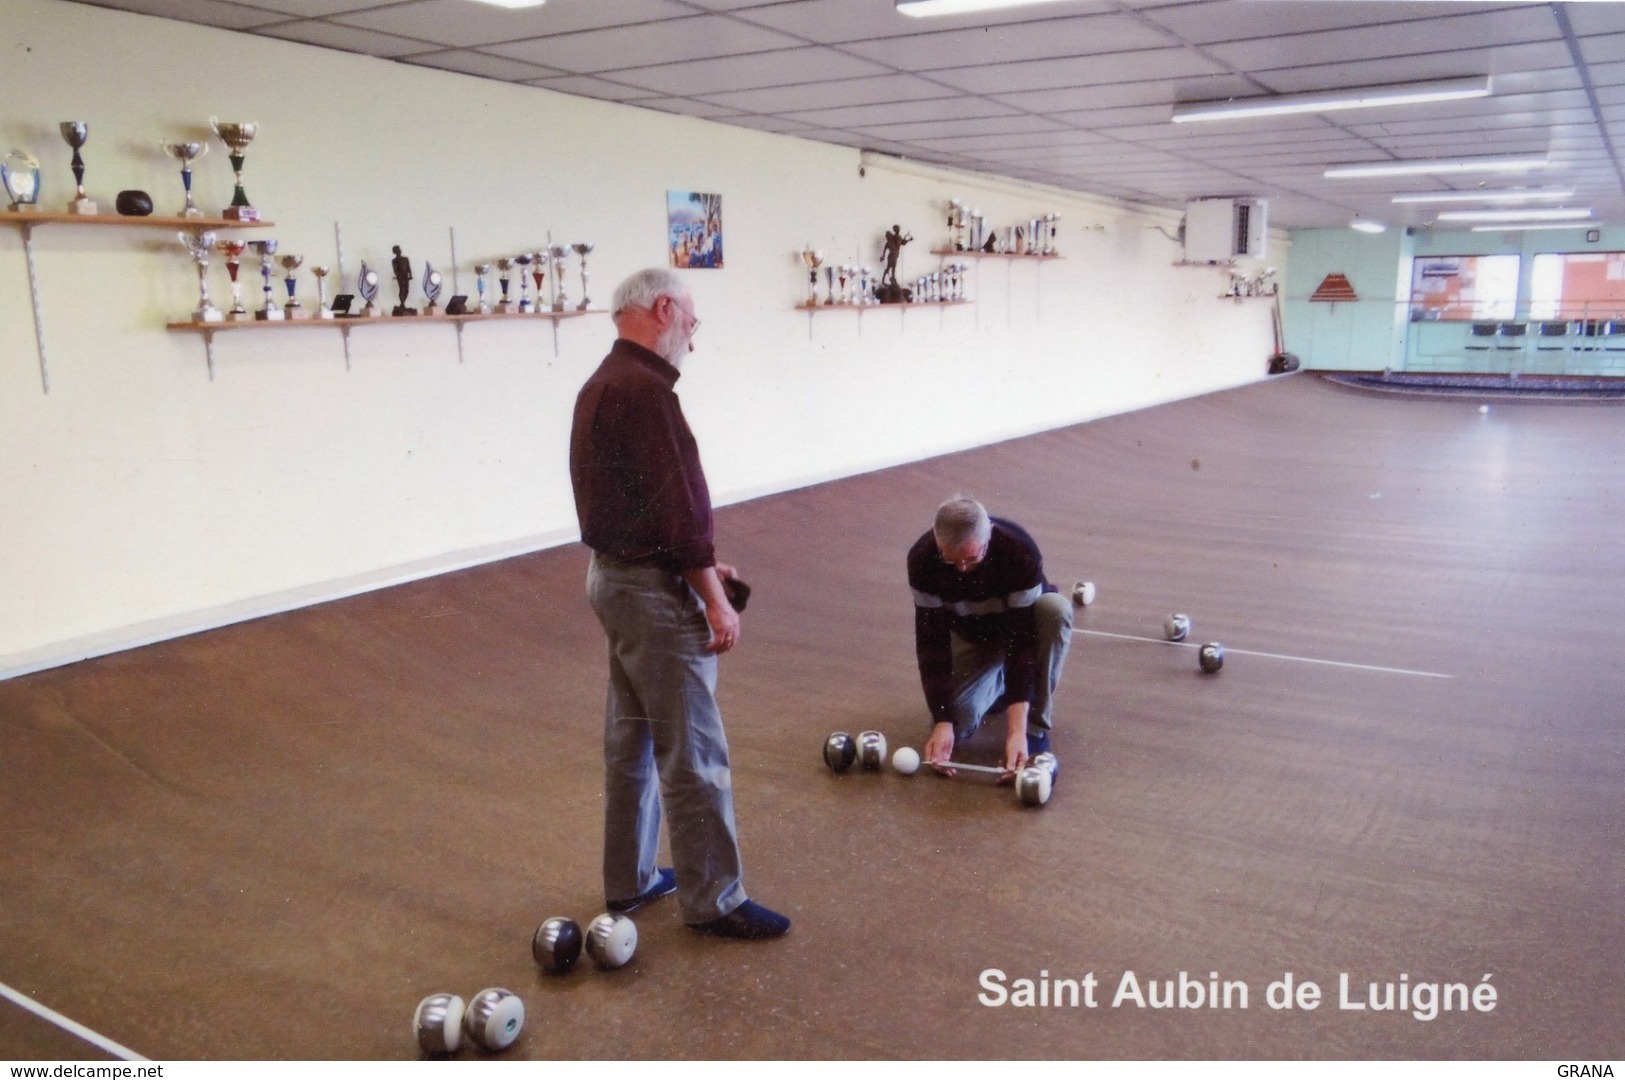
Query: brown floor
1 376 1621 1060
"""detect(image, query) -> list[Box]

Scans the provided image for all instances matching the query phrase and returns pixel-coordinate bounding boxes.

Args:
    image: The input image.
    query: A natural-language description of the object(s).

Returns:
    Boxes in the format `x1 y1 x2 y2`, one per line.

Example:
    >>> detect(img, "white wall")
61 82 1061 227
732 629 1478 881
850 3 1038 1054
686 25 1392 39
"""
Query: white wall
0 0 1285 677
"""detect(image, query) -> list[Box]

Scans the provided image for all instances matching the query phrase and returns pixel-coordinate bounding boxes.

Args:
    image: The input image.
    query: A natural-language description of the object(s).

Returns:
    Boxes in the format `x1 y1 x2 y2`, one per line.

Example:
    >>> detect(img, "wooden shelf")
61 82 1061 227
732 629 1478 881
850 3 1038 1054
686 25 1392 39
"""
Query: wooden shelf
798 300 972 312
2 210 276 229
168 308 607 331
930 249 1062 260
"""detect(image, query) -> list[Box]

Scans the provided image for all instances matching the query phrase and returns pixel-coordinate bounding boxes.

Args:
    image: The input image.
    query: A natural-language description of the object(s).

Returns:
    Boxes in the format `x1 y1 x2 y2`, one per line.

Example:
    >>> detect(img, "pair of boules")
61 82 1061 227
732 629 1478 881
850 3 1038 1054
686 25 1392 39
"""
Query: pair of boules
1015 751 1060 807
414 987 523 1056
824 730 888 773
532 912 637 973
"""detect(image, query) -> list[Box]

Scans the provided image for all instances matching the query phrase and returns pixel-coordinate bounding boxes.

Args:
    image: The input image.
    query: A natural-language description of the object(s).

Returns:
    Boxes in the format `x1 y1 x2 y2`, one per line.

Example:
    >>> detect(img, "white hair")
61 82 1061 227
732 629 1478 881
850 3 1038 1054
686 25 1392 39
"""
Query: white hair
933 495 991 549
611 267 689 318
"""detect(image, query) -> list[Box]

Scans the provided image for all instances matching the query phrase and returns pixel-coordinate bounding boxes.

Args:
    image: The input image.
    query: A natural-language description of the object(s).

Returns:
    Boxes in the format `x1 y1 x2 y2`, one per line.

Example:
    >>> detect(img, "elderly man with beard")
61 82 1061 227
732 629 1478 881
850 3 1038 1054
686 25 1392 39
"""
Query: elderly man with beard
567 267 790 941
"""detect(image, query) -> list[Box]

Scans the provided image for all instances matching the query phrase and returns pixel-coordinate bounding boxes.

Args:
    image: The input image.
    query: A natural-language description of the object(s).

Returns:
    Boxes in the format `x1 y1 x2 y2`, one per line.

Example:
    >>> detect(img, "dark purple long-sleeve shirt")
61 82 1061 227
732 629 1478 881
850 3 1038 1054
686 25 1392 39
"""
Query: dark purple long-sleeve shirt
569 339 716 573
907 517 1052 721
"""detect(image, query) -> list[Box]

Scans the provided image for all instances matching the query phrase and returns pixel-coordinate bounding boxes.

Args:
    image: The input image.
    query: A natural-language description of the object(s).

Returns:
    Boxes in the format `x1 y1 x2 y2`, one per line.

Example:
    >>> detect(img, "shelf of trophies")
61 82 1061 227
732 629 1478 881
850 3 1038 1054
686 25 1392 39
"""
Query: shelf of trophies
0 211 276 230
930 249 1062 261
166 310 606 331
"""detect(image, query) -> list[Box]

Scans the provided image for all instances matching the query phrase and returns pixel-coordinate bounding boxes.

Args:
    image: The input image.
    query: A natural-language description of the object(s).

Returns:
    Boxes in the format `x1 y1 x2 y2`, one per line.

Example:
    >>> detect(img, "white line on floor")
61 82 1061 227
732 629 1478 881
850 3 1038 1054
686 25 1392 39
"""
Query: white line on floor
1078 629 1451 678
0 978 147 1061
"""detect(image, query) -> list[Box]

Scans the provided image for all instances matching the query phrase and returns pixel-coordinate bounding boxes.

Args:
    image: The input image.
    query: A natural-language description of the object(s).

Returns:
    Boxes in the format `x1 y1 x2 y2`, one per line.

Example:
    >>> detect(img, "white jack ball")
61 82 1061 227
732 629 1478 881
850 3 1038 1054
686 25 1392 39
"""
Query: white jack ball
891 746 921 775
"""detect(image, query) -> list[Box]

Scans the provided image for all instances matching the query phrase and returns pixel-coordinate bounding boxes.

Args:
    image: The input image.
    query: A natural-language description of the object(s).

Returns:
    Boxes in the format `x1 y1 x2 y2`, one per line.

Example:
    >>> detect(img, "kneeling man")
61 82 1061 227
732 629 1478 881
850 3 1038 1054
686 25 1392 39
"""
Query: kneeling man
907 496 1072 776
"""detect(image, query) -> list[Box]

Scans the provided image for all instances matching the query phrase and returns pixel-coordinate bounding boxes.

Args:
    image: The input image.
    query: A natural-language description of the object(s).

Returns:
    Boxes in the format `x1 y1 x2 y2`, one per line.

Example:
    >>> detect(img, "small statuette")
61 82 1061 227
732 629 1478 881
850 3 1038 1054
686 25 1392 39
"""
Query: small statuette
59 122 97 215
473 263 491 314
217 239 250 321
2 150 41 211
391 244 416 316
573 242 594 311
280 254 306 319
161 141 209 220
180 230 223 323
252 239 283 320
357 260 382 318
210 118 259 222
312 266 334 319
421 261 443 316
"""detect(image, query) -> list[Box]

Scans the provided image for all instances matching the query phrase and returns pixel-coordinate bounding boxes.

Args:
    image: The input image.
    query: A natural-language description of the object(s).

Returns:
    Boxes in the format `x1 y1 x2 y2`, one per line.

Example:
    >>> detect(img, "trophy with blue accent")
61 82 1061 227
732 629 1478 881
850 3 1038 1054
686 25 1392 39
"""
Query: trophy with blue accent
357 261 383 318
181 230 223 323
252 239 283 320
162 141 209 220
515 253 534 313
495 258 513 313
279 254 306 319
474 263 491 314
3 150 40 212
421 262 443 316
210 118 260 222
59 122 97 214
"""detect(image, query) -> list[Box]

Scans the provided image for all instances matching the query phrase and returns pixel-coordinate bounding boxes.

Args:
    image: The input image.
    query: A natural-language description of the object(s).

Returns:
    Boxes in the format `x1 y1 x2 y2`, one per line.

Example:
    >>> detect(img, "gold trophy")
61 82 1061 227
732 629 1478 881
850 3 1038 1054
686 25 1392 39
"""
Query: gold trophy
799 248 824 308
312 266 335 319
180 230 223 323
210 118 260 222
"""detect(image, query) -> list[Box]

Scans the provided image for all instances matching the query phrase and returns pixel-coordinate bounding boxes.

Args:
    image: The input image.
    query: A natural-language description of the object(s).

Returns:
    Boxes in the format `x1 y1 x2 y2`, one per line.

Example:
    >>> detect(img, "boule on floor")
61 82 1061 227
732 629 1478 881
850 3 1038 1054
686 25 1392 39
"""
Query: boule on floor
0 375 1620 1059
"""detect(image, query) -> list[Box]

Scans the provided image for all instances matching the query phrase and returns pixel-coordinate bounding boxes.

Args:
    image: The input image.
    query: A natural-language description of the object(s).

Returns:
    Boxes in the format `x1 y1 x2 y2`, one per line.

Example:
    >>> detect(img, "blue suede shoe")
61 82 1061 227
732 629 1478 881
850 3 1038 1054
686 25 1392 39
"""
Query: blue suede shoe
607 867 676 913
1026 728 1051 756
688 899 791 940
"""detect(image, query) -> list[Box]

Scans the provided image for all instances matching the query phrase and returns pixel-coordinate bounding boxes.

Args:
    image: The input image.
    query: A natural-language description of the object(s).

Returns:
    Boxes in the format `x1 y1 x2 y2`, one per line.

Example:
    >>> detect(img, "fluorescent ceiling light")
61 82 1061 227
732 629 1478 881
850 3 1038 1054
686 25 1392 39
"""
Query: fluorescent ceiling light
1325 156 1549 179
465 0 545 8
1392 189 1575 204
1350 220 1387 233
1438 208 1592 223
1171 77 1490 123
1470 222 1594 232
897 0 1076 15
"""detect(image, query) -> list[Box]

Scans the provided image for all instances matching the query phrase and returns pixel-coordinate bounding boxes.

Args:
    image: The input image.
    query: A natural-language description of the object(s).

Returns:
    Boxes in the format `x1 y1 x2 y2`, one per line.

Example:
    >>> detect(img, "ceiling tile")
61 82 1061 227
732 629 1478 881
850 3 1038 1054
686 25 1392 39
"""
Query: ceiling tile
594 47 893 96
203 0 395 15
523 74 657 101
333 0 697 49
784 97 1019 128
404 49 563 81
1206 8 1562 73
720 0 1116 41
854 113 1071 140
929 48 1228 95
697 73 957 113
838 13 1176 70
74 0 289 30
1559 4 1625 38
994 75 1255 115
256 18 436 56
1142 0 1528 47
475 14 802 72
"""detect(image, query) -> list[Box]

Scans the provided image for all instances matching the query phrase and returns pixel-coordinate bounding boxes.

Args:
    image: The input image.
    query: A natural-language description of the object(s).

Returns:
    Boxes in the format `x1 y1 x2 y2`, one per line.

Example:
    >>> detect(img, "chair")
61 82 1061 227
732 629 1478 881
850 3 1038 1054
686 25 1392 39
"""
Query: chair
1535 321 1570 352
1464 322 1498 352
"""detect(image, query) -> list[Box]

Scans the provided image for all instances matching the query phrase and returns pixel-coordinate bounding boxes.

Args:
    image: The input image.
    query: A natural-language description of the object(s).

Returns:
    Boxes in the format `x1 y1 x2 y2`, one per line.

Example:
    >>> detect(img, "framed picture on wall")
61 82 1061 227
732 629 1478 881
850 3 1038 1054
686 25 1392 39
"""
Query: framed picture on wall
668 191 723 269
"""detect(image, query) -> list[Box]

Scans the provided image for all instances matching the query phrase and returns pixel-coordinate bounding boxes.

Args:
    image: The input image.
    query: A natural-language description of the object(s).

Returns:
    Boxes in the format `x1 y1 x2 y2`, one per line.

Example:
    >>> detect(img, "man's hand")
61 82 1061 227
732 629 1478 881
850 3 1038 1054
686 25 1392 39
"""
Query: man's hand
683 564 741 654
924 721 957 776
1000 701 1031 782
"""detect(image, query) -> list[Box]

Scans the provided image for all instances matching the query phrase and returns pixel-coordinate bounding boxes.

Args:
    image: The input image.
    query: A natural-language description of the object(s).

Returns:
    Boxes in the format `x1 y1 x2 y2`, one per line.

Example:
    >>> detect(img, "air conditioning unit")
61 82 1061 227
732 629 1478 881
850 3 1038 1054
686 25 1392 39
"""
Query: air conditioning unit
1184 198 1268 262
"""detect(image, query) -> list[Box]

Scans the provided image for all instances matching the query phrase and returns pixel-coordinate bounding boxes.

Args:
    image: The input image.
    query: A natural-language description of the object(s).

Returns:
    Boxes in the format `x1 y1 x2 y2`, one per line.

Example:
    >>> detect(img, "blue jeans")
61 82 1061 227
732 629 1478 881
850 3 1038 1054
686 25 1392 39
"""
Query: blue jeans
586 553 746 923
945 591 1073 739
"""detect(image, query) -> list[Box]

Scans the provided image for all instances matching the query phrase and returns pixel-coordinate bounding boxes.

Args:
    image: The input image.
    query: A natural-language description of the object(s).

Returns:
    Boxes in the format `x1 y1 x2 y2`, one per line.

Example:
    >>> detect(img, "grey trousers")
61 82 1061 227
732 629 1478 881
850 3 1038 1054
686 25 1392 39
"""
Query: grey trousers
585 553 746 923
945 591 1073 739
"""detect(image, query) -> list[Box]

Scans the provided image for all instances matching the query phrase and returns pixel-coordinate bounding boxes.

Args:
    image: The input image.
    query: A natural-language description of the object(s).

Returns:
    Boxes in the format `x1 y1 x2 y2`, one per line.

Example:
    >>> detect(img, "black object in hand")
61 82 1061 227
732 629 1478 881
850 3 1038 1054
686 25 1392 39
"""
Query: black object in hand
723 577 751 613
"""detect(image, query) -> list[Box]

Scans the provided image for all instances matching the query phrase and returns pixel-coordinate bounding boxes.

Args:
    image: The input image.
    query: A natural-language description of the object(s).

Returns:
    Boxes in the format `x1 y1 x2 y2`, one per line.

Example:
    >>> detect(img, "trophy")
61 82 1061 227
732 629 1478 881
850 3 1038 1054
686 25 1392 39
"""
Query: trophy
1045 213 1060 256
357 260 382 317
947 199 965 251
825 265 836 306
798 248 823 308
514 253 534 313
473 263 491 314
161 141 209 219
312 266 334 319
495 258 512 312
3 150 40 211
421 262 443 315
549 244 569 312
252 239 282 320
180 230 223 323
279 254 306 319
217 239 250 321
209 118 259 222
59 122 96 214
969 210 985 253
530 254 546 315
573 243 594 311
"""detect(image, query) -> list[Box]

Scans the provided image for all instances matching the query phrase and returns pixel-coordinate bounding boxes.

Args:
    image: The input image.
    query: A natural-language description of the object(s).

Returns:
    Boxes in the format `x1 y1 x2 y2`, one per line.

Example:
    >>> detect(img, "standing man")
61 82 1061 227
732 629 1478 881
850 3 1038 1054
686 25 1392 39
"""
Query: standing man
568 267 789 941
907 496 1073 776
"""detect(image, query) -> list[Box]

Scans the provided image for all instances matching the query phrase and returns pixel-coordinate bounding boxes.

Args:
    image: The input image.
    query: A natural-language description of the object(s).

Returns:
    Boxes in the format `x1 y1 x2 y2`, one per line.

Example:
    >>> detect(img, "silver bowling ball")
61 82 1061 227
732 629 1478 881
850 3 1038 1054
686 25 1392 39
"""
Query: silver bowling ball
585 911 639 969
823 731 857 773
532 916 583 975
1199 642 1225 673
413 993 464 1055
462 987 524 1052
1015 765 1053 807
856 730 888 771
1164 613 1191 641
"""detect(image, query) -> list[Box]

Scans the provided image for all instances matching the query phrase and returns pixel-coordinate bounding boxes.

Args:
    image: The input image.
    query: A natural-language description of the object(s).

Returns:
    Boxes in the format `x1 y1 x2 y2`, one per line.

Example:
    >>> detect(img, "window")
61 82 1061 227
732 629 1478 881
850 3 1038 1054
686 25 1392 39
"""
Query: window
1409 255 1520 321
